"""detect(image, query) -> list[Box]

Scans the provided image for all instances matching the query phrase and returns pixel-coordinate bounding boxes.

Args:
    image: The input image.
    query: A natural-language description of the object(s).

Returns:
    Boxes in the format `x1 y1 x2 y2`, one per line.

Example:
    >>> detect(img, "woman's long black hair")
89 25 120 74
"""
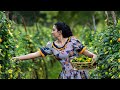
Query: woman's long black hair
54 22 73 38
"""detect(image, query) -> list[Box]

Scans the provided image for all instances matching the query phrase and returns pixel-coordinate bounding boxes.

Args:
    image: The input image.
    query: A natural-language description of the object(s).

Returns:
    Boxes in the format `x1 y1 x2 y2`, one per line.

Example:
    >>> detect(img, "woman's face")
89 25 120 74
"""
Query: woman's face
51 25 61 38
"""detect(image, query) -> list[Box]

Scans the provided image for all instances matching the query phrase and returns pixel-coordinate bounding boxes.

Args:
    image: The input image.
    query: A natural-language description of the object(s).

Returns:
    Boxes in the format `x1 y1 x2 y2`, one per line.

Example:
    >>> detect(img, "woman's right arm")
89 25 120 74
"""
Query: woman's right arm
12 51 41 61
13 41 53 61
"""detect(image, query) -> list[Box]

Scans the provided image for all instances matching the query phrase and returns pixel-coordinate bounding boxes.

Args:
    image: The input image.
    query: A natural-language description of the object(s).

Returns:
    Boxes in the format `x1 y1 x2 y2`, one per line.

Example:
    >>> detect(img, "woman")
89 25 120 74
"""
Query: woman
13 22 97 79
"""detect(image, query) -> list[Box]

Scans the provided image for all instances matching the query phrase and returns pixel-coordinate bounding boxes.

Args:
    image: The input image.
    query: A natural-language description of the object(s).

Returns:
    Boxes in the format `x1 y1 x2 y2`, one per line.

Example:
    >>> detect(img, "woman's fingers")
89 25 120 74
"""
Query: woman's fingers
12 57 20 61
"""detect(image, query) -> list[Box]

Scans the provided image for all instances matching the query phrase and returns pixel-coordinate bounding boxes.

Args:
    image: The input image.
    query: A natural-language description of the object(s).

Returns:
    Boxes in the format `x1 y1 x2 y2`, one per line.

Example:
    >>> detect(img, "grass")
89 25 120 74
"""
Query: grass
47 60 62 79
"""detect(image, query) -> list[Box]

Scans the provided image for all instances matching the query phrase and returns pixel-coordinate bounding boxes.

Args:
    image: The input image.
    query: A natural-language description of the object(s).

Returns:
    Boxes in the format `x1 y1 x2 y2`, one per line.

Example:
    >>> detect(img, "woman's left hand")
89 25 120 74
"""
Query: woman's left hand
91 54 97 65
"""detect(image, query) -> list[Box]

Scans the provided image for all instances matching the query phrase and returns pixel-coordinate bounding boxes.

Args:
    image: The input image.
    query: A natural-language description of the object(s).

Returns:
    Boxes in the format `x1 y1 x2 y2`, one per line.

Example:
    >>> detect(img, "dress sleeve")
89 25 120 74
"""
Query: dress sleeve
38 41 53 57
71 37 86 54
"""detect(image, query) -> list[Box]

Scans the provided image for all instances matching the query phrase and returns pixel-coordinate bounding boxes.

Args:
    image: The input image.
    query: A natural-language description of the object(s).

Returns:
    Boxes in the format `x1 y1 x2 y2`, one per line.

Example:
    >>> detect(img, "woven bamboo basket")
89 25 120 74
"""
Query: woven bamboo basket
70 59 97 70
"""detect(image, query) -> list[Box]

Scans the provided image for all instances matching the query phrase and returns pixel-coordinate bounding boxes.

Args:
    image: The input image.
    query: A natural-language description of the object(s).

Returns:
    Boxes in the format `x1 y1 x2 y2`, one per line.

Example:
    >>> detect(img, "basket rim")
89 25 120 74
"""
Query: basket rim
71 62 91 64
70 58 94 64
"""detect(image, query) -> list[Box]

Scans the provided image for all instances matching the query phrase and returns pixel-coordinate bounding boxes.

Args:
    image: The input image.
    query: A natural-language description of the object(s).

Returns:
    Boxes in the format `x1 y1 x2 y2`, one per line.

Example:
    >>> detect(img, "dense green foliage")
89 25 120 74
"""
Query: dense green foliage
0 11 119 79
0 11 17 79
89 22 120 79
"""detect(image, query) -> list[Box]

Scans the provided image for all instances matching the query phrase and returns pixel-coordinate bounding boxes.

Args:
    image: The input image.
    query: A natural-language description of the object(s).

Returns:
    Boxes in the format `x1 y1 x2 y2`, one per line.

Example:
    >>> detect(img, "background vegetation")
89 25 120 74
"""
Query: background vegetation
0 11 119 79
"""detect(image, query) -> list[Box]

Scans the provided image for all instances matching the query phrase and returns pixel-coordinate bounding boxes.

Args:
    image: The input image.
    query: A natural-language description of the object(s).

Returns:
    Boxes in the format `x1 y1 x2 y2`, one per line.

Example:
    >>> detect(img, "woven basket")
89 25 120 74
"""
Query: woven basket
71 60 96 70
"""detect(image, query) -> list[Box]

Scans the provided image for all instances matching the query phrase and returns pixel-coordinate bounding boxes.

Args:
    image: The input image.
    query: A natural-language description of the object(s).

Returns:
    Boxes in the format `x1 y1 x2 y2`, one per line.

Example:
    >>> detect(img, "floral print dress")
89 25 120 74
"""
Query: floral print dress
39 36 89 79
